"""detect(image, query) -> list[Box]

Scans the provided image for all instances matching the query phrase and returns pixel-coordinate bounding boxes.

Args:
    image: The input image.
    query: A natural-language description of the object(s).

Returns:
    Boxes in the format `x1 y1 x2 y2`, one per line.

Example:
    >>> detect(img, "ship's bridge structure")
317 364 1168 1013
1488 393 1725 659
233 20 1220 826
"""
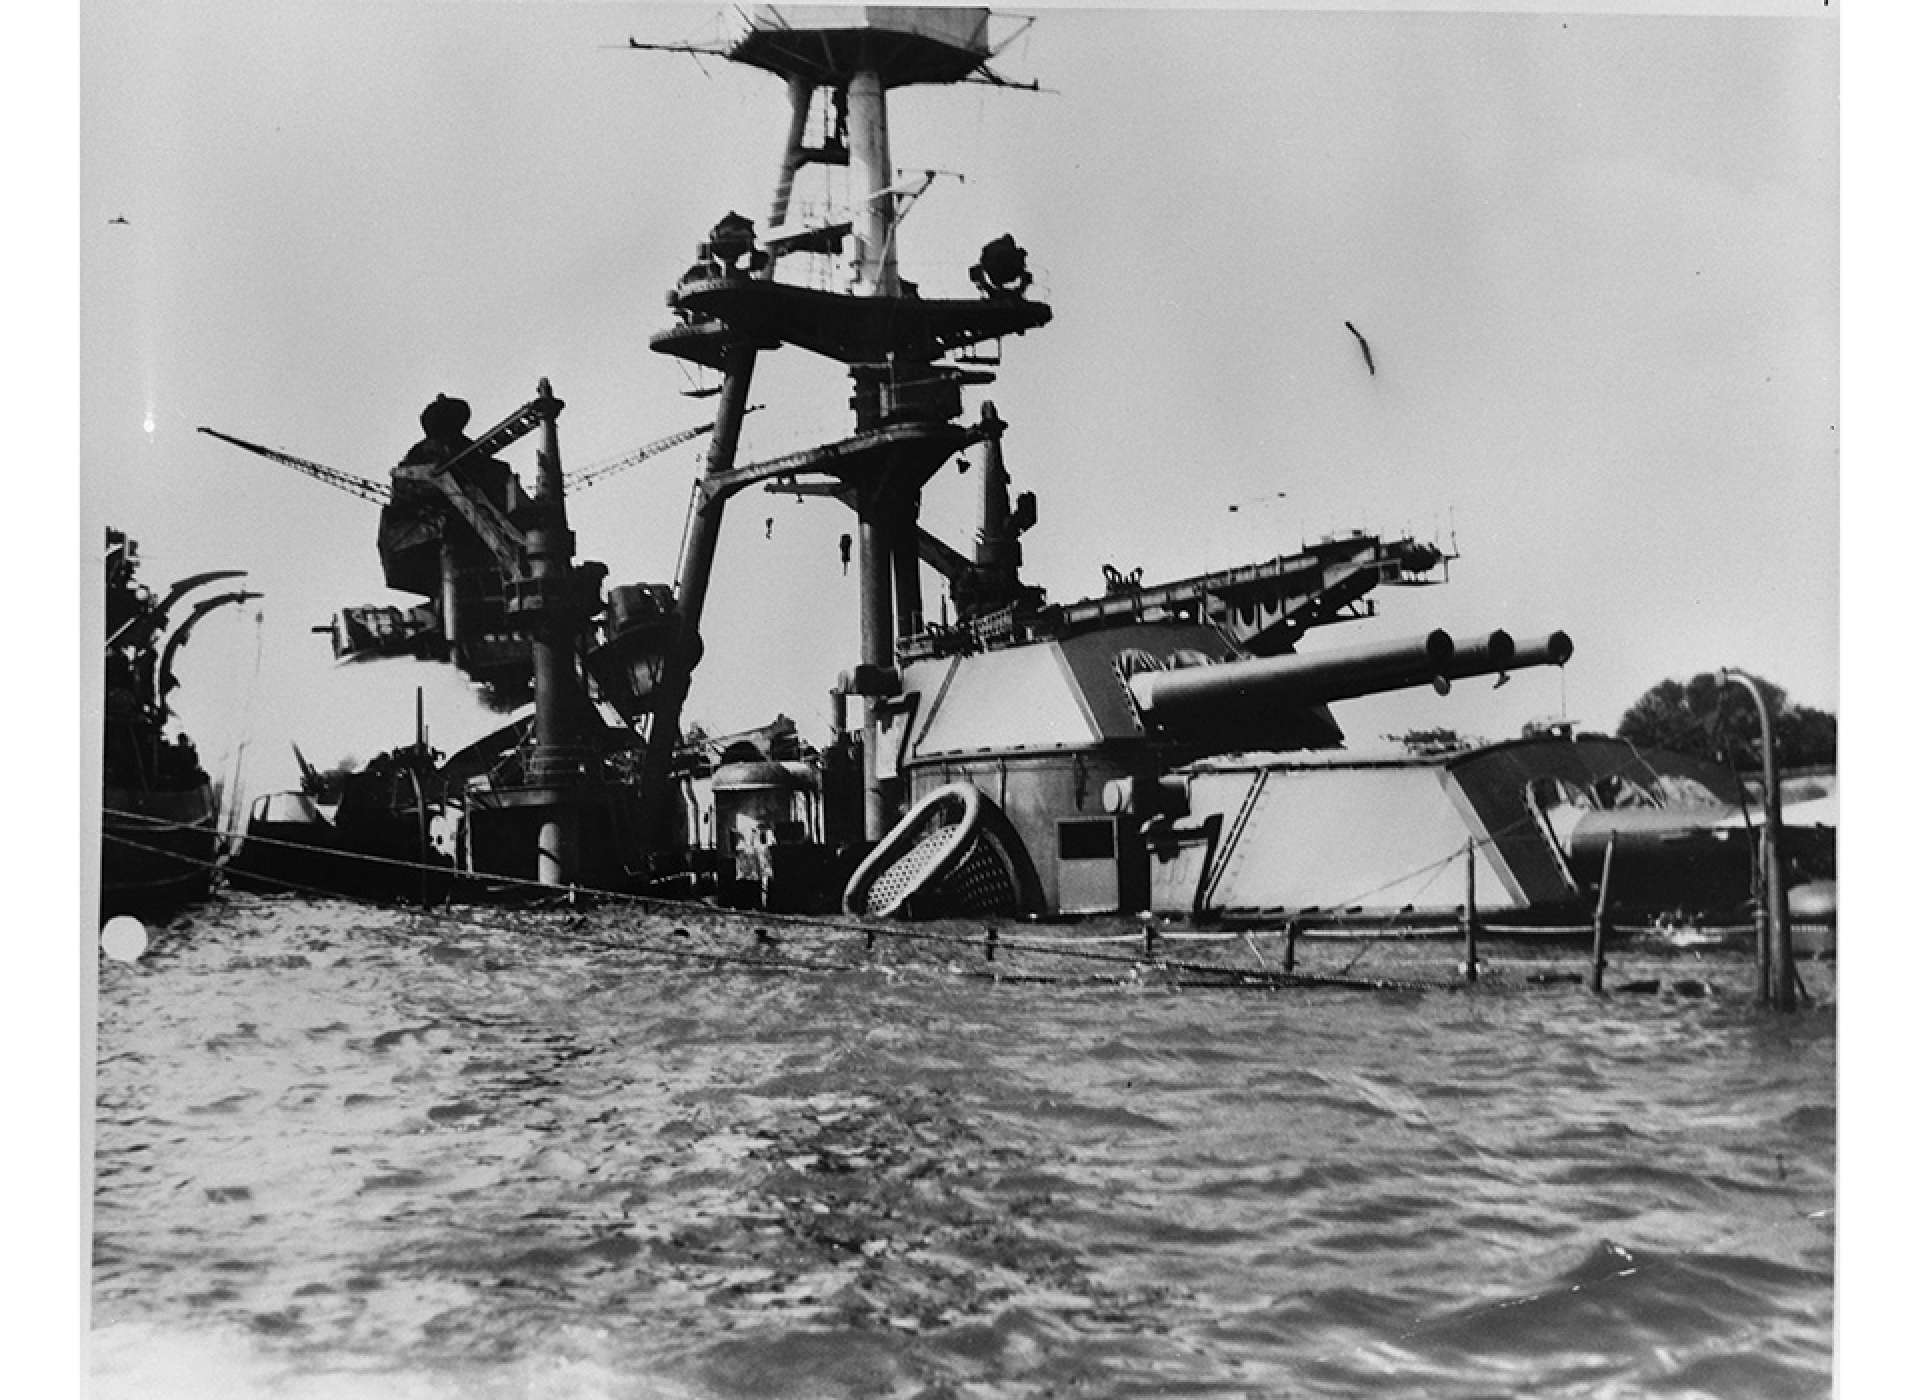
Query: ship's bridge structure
637 5 1054 842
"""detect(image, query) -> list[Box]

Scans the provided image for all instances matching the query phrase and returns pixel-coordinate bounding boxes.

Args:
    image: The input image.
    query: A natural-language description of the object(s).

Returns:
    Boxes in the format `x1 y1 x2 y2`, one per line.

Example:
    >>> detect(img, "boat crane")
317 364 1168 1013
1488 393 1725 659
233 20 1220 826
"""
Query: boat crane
197 415 743 505
197 427 391 504
203 381 767 889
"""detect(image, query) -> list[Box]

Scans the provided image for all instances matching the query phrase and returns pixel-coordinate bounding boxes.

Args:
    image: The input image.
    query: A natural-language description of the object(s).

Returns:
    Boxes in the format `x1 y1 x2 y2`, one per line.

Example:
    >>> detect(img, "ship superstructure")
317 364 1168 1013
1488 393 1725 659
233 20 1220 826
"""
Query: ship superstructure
196 8 1630 920
626 8 1578 917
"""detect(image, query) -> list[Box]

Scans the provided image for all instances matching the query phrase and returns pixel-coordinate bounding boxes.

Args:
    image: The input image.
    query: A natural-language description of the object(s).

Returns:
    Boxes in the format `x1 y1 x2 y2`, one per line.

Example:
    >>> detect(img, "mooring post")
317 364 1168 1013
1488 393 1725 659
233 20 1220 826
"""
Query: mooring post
1282 918 1298 975
1462 842 1480 984
1720 670 1796 1011
1589 832 1617 994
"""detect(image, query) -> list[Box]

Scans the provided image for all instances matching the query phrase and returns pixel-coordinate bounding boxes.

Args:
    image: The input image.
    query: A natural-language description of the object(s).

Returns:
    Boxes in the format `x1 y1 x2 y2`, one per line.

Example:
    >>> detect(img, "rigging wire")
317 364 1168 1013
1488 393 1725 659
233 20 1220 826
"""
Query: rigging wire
100 816 1446 993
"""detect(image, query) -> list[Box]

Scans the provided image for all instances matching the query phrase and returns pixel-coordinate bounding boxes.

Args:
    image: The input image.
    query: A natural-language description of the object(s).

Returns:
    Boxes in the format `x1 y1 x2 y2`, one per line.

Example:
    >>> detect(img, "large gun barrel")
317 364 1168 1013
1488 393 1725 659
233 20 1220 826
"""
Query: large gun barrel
1442 629 1515 682
1129 626 1575 742
1510 631 1575 670
1129 629 1456 735
1438 629 1573 687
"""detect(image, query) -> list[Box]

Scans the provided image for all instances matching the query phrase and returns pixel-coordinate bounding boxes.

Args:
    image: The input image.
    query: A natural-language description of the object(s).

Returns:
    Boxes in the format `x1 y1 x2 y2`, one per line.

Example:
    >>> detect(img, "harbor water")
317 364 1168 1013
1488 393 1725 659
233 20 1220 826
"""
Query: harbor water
89 896 1835 1399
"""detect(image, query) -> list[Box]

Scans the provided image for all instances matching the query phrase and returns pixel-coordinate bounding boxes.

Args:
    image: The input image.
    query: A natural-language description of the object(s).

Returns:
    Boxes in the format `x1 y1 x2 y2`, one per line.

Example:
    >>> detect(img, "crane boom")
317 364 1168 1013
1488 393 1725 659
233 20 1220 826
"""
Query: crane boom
565 408 758 493
201 415 741 505
197 426 392 505
203 417 525 569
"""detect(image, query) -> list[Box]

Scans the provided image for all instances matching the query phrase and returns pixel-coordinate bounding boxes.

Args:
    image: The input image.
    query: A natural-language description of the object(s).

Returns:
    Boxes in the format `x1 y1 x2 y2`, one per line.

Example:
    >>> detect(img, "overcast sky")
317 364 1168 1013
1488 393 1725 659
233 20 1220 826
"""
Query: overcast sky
80 1 1838 790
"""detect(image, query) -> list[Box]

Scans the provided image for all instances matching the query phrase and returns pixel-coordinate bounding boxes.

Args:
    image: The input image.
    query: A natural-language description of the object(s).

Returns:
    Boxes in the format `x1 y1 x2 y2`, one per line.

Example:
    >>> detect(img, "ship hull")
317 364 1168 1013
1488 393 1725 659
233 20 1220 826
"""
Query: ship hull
100 782 218 916
885 731 1831 937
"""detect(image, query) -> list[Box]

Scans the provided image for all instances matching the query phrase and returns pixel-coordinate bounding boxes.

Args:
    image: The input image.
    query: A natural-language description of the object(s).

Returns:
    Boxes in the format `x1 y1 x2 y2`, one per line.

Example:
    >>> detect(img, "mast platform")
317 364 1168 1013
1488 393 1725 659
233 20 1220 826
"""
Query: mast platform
652 275 1050 370
724 8 996 88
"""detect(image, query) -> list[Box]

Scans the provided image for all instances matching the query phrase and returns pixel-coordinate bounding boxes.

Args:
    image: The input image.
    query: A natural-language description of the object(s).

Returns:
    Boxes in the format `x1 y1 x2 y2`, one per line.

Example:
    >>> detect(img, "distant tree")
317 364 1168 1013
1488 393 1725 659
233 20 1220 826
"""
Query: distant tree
1617 674 1735 758
1617 671 1835 770
1773 703 1838 771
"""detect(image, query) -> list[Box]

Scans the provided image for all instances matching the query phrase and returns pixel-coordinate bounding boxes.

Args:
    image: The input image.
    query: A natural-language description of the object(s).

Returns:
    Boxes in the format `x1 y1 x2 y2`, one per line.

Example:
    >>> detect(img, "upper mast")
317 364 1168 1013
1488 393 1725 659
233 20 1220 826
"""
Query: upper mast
636 6 1052 842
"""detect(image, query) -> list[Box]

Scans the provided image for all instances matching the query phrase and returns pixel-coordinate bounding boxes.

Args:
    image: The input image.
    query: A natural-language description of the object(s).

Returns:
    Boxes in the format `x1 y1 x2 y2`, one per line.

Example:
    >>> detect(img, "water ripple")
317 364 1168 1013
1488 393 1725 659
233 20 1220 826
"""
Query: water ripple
90 899 1833 1399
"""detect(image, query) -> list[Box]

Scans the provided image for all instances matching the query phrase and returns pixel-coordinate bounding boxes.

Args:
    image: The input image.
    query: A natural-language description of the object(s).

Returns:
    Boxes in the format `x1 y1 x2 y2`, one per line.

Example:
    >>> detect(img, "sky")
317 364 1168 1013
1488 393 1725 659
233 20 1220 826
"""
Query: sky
79 0 1839 796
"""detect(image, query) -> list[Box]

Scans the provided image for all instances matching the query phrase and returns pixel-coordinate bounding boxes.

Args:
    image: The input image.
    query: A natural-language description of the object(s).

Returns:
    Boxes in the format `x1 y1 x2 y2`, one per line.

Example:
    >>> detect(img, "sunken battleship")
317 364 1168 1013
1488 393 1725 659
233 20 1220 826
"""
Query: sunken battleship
206 6 1805 933
101 529 258 914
